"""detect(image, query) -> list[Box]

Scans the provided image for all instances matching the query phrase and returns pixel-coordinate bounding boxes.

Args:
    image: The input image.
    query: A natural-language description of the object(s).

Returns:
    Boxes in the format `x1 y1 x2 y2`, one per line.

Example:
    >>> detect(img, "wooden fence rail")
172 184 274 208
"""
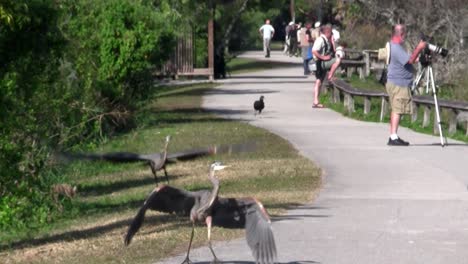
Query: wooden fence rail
328 79 468 136
339 49 383 80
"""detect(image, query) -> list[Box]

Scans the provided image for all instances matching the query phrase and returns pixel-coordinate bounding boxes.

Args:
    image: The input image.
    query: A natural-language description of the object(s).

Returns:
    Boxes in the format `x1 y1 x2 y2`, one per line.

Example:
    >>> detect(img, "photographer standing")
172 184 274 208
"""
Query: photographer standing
386 24 427 146
311 24 339 108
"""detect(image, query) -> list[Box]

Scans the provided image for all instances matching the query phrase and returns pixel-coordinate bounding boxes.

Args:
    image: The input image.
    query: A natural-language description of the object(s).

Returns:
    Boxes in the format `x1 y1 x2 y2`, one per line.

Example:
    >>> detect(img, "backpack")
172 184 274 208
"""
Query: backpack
378 42 391 85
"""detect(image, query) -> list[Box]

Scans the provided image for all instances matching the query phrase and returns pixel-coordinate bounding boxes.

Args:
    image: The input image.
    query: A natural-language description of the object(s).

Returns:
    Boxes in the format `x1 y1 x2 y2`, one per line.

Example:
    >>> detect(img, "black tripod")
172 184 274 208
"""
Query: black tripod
412 62 446 146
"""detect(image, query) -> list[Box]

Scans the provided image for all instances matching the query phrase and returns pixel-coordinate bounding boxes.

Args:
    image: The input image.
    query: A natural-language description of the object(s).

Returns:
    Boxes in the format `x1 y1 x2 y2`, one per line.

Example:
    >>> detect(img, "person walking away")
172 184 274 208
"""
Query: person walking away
311 24 336 108
300 22 313 75
296 22 303 57
284 22 294 54
259 19 275 58
311 22 321 42
386 24 426 146
288 23 298 57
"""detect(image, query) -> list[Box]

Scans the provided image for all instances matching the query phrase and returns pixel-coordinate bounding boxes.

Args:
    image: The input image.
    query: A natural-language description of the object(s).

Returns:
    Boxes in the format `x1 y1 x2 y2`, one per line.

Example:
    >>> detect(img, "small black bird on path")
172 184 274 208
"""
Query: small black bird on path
124 162 277 264
253 95 265 115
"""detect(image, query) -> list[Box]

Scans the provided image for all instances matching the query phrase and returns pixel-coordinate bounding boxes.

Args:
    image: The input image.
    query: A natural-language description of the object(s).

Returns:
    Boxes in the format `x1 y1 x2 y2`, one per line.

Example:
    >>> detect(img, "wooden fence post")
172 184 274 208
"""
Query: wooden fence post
322 83 329 95
358 66 364 79
364 96 371 115
345 94 355 113
448 109 458 135
333 86 340 103
364 51 370 77
433 110 440 135
411 102 418 123
380 98 388 122
422 105 431 128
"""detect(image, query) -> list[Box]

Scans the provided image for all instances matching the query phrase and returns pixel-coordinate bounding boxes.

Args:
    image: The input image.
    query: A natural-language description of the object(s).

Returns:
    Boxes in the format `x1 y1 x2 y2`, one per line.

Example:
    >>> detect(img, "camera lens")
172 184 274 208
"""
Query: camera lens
427 43 449 57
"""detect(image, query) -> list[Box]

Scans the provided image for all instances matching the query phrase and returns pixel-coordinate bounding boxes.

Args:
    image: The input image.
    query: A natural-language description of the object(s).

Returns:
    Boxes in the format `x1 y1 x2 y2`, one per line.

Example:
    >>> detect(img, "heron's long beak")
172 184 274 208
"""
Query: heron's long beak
214 165 229 171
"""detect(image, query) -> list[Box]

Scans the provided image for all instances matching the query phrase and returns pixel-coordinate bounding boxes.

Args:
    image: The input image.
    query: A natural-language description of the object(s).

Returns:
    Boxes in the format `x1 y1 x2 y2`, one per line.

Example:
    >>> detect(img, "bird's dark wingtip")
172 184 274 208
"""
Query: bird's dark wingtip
124 235 132 246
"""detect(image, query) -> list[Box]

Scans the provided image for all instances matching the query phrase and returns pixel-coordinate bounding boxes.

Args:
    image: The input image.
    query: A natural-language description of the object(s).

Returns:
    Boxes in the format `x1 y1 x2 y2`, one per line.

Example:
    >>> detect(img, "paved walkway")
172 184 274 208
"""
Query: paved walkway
159 51 468 264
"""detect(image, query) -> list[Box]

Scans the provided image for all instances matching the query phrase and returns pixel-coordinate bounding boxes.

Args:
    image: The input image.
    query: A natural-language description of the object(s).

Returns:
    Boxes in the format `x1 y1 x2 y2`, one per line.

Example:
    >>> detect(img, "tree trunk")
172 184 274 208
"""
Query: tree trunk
217 0 249 56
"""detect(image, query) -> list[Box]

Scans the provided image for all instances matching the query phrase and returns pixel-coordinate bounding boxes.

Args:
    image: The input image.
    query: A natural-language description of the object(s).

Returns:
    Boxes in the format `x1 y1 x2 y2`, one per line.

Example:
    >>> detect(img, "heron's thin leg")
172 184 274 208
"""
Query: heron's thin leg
163 165 169 184
153 172 159 184
181 223 195 264
149 162 158 184
205 216 220 263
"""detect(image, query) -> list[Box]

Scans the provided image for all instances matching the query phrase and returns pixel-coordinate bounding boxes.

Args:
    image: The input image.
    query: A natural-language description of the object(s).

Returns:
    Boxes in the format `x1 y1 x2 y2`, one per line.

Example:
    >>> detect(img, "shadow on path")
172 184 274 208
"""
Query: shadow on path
0 215 187 251
411 142 468 147
272 214 331 222
221 81 311 85
193 261 319 264
205 89 279 95
228 76 308 79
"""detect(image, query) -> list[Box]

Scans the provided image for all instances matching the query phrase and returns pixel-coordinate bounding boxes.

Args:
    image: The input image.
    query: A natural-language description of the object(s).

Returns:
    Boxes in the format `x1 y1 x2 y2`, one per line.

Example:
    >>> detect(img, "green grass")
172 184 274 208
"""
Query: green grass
344 74 386 92
322 76 468 143
0 84 321 264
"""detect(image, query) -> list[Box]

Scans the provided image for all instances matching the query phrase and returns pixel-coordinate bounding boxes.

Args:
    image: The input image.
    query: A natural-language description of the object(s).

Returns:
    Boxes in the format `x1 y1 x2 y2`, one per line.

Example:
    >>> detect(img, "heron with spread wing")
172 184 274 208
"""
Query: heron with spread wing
62 136 256 185
124 162 277 264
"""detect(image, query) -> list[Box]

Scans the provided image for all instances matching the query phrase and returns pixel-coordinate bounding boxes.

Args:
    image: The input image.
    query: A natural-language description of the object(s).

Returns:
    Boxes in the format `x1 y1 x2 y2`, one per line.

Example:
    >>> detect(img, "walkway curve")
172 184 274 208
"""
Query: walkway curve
158 51 468 264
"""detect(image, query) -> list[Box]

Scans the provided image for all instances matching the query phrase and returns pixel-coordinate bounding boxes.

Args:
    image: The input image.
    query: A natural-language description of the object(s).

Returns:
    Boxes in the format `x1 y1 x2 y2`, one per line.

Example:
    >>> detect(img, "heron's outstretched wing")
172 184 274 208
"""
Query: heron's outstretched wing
211 197 277 264
245 199 277 264
124 185 195 246
61 151 156 163
166 142 257 162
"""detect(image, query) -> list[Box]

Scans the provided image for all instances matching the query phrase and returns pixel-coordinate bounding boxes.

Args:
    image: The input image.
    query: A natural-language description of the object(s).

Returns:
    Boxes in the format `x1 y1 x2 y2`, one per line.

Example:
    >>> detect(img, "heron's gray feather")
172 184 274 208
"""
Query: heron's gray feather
124 186 196 245
245 202 277 264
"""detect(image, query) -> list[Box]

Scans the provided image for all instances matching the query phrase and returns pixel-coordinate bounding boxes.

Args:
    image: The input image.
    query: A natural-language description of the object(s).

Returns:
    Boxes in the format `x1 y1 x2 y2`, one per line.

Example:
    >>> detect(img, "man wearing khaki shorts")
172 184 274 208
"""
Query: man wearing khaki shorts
386 24 427 146
311 24 339 108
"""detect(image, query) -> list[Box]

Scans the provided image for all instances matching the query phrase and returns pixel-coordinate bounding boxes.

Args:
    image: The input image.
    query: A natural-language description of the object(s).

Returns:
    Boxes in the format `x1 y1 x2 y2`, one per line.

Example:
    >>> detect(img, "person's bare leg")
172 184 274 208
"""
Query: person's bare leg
390 112 400 135
328 58 341 80
313 79 322 105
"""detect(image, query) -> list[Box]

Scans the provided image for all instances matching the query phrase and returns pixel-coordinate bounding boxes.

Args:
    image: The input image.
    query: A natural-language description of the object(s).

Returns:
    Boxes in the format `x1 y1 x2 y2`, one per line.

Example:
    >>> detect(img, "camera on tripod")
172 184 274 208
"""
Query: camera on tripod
419 33 449 66
413 33 449 146
426 43 449 57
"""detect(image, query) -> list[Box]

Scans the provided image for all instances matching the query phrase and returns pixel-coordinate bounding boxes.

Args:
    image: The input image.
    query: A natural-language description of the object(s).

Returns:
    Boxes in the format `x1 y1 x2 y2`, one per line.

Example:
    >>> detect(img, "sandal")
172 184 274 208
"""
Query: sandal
312 103 325 108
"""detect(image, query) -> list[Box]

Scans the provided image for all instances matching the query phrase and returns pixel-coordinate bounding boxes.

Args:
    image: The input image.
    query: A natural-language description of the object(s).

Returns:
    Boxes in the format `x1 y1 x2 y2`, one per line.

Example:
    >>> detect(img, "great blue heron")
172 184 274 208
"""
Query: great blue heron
63 136 171 183
254 96 265 115
62 138 257 185
124 162 277 264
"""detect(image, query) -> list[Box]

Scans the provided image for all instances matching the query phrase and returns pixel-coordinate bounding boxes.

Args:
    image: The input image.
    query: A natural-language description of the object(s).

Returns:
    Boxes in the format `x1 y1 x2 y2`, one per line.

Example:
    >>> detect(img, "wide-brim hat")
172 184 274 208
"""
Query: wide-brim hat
377 42 391 65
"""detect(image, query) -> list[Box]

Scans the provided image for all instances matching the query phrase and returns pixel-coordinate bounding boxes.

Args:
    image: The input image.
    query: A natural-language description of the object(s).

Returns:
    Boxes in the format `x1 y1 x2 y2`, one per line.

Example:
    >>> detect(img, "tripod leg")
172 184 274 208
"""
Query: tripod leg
412 67 426 94
429 66 445 146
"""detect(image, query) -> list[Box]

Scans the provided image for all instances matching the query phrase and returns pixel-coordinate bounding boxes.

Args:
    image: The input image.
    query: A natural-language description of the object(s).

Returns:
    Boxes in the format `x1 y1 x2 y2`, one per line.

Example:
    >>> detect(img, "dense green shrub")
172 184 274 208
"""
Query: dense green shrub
0 0 178 232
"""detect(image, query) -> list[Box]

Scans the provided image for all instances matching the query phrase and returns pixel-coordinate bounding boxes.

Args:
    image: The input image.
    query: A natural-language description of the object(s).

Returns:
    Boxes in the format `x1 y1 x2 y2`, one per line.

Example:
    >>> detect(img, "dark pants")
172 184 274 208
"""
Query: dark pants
289 38 297 56
303 58 311 74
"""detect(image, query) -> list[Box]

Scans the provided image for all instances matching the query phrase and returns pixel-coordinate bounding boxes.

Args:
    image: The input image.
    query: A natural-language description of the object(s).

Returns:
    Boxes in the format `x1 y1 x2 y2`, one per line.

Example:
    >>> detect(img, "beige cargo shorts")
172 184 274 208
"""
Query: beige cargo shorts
386 82 412 114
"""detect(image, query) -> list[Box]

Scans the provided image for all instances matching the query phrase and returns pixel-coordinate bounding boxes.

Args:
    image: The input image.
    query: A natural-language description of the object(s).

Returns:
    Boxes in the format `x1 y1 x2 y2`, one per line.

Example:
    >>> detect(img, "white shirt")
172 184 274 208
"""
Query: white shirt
312 35 332 56
332 29 340 42
259 24 275 39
